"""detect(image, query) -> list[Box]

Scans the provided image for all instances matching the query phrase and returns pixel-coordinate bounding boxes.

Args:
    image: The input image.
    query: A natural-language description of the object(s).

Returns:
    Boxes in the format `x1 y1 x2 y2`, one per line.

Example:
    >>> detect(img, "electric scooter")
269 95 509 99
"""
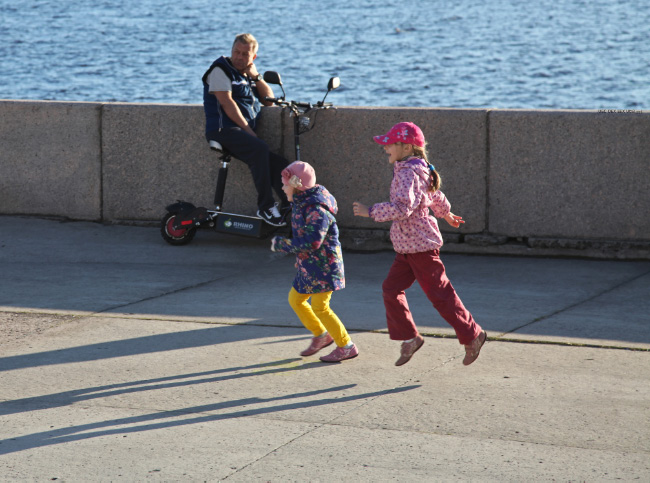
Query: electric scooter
160 71 340 246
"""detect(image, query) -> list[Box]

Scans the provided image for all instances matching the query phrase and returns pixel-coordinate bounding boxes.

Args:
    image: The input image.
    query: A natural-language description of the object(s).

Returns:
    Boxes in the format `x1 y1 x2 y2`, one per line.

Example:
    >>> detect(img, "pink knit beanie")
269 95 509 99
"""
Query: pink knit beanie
281 161 316 191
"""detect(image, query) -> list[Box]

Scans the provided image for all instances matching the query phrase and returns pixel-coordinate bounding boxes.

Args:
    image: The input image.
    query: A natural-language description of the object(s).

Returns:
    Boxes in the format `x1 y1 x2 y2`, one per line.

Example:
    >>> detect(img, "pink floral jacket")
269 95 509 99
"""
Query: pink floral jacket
369 157 451 254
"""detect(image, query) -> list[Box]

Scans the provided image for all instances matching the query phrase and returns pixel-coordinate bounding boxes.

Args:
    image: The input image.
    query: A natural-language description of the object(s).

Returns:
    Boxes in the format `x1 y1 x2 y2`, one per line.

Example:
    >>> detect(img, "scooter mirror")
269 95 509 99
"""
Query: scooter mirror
328 77 340 91
263 71 282 85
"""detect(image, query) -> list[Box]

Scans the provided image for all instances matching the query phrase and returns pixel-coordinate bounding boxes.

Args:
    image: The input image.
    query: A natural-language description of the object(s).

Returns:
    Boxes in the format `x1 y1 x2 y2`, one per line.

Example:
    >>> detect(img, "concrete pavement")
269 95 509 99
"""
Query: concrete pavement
1 215 649 481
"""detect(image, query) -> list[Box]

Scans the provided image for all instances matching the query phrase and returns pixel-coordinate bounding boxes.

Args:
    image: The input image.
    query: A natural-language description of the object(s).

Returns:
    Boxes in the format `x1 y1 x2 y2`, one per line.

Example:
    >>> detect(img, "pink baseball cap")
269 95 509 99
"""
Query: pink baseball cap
373 122 425 147
281 161 316 191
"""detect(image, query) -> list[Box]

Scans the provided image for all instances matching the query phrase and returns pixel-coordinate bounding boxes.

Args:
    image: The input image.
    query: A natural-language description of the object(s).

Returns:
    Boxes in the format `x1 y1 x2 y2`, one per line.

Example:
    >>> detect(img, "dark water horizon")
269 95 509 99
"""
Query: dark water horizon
1 0 648 110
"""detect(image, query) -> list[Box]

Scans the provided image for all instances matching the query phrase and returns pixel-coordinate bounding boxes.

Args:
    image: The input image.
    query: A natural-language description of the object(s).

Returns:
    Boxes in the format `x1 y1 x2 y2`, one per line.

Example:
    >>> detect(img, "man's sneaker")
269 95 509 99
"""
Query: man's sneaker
257 204 286 226
300 333 334 356
395 334 424 366
463 330 487 366
320 343 359 363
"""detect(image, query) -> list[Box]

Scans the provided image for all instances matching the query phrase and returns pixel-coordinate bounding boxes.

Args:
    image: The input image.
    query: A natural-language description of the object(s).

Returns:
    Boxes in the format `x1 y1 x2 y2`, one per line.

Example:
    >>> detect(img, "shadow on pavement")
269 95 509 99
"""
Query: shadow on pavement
0 383 420 456
0 358 314 416
0 325 303 372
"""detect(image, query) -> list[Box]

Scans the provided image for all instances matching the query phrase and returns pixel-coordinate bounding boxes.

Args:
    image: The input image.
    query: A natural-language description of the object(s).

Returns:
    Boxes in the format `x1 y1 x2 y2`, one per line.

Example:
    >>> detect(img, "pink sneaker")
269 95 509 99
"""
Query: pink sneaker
319 344 359 363
463 330 487 366
395 334 424 366
300 333 334 356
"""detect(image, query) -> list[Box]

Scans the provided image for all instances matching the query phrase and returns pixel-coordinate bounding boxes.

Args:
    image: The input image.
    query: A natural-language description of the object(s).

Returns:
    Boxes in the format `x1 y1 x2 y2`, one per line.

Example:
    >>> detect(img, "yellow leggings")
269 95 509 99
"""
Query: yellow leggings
288 287 351 348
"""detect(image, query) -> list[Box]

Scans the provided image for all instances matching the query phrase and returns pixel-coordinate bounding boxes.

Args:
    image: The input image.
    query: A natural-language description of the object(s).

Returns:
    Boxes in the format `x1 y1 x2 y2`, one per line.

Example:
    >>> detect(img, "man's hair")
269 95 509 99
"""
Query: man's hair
233 33 258 53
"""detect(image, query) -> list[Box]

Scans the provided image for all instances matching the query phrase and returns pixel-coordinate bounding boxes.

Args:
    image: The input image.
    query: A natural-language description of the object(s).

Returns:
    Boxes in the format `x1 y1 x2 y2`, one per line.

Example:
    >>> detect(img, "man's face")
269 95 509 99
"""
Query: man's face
231 41 257 72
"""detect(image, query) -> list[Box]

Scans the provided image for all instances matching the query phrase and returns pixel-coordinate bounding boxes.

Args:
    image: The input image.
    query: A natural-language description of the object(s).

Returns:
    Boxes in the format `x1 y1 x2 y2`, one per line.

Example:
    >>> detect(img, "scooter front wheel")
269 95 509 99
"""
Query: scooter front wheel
160 212 196 246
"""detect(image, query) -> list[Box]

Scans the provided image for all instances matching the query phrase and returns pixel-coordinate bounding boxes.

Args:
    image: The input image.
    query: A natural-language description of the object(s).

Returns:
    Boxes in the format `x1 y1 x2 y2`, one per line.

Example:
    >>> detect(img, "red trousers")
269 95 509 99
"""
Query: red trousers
382 250 482 345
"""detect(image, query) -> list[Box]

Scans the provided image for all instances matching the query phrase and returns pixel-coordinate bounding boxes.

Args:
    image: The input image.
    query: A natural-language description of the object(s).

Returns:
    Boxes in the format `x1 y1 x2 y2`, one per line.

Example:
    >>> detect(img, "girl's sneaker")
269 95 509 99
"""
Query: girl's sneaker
319 344 359 363
300 333 334 356
463 330 487 366
395 334 424 366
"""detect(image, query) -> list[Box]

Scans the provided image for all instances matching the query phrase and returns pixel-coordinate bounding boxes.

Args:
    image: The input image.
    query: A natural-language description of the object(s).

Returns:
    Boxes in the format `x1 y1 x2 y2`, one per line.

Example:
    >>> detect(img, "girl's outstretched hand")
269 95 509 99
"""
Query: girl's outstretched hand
271 235 285 252
353 201 370 217
444 212 465 228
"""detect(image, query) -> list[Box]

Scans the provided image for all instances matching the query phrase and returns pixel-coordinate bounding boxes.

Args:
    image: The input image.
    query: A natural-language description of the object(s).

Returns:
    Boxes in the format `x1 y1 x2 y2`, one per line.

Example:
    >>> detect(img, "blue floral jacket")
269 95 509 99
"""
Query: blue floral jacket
273 185 345 294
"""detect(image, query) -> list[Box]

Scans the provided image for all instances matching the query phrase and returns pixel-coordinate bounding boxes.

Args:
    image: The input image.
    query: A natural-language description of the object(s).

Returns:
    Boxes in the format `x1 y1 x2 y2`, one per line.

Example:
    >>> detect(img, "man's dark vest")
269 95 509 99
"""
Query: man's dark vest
202 56 261 134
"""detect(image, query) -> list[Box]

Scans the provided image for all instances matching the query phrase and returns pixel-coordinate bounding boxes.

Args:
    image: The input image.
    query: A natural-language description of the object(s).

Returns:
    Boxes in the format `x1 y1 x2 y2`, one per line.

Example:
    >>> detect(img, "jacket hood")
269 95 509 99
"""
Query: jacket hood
395 157 430 183
293 185 338 216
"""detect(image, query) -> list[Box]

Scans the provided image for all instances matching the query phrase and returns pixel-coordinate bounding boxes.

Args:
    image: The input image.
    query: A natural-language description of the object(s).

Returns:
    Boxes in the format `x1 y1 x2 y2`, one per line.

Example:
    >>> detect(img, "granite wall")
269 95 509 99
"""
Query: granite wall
1 100 648 258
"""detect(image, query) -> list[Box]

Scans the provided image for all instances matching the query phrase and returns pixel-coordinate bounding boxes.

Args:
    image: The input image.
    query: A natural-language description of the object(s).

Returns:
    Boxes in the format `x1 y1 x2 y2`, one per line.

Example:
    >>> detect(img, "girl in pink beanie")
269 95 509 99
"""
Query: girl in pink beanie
272 161 358 363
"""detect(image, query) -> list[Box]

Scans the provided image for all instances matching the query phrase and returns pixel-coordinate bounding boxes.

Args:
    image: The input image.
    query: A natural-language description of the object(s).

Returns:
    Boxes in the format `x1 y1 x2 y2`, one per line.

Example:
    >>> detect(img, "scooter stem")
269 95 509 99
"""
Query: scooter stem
294 118 301 160
214 160 229 211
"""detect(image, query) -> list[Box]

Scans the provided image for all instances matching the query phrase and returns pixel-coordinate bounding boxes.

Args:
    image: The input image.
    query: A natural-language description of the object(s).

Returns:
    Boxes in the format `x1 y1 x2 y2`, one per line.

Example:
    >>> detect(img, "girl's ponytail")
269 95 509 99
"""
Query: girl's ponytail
428 167 441 193
413 144 441 192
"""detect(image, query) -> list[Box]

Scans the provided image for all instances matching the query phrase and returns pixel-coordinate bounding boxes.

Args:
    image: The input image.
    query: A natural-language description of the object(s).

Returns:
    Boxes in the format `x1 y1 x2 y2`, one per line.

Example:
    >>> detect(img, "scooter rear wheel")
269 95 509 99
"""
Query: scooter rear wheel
160 212 196 246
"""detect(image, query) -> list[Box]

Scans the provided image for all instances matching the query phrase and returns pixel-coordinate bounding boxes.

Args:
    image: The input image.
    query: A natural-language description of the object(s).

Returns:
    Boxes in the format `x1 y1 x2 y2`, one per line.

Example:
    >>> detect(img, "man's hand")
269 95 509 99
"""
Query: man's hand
245 63 275 107
353 201 370 217
444 212 465 228
243 62 259 79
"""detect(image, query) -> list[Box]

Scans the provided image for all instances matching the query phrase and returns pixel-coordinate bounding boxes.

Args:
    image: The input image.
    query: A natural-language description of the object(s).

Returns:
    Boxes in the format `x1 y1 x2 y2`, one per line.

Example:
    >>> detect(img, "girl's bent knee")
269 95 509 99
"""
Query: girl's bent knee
288 289 305 309
312 305 333 318
382 280 399 296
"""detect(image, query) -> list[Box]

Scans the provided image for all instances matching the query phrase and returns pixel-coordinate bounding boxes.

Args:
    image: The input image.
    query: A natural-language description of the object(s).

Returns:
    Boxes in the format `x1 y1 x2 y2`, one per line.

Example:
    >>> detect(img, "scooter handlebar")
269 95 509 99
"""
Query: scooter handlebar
265 97 292 109
265 98 332 110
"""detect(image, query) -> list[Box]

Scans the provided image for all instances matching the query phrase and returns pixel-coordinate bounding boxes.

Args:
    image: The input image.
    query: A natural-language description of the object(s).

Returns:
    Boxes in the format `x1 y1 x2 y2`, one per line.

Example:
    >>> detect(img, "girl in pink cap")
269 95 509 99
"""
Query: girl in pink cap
272 161 358 363
353 122 486 366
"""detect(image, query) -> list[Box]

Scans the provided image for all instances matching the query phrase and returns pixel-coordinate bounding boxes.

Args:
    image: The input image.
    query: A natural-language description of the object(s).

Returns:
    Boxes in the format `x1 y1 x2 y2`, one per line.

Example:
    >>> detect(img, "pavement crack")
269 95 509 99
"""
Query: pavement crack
91 262 283 316
222 372 428 480
91 277 230 316
500 268 650 340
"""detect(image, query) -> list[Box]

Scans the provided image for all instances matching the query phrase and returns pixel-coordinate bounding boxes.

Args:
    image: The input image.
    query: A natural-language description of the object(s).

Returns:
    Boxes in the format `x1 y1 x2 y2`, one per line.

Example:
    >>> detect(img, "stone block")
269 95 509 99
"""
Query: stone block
285 107 488 234
464 234 509 246
489 110 650 240
101 104 282 221
0 100 101 219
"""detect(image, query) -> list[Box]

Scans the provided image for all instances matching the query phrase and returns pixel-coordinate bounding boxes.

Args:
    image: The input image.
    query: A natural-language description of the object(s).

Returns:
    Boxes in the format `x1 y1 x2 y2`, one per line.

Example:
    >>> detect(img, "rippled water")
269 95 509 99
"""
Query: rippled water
1 0 648 109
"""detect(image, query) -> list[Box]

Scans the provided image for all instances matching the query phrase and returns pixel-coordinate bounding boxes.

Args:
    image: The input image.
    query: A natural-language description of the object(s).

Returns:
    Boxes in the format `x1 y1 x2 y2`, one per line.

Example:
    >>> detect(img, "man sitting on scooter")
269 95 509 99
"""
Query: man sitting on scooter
202 33 289 226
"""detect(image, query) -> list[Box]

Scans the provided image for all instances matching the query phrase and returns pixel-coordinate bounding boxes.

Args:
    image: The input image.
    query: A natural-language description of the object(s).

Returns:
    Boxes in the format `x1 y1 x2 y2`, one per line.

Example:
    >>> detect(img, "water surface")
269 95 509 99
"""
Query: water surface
1 0 647 109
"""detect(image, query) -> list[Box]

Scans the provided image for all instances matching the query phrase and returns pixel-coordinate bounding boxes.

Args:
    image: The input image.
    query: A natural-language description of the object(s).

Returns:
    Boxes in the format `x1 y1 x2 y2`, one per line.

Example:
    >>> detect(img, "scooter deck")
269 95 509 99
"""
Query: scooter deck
167 202 286 240
214 212 273 238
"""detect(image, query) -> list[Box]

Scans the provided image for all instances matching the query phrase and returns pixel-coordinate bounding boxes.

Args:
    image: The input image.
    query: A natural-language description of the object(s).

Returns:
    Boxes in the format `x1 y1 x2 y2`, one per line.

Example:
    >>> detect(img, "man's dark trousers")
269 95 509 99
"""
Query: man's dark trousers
207 127 288 211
